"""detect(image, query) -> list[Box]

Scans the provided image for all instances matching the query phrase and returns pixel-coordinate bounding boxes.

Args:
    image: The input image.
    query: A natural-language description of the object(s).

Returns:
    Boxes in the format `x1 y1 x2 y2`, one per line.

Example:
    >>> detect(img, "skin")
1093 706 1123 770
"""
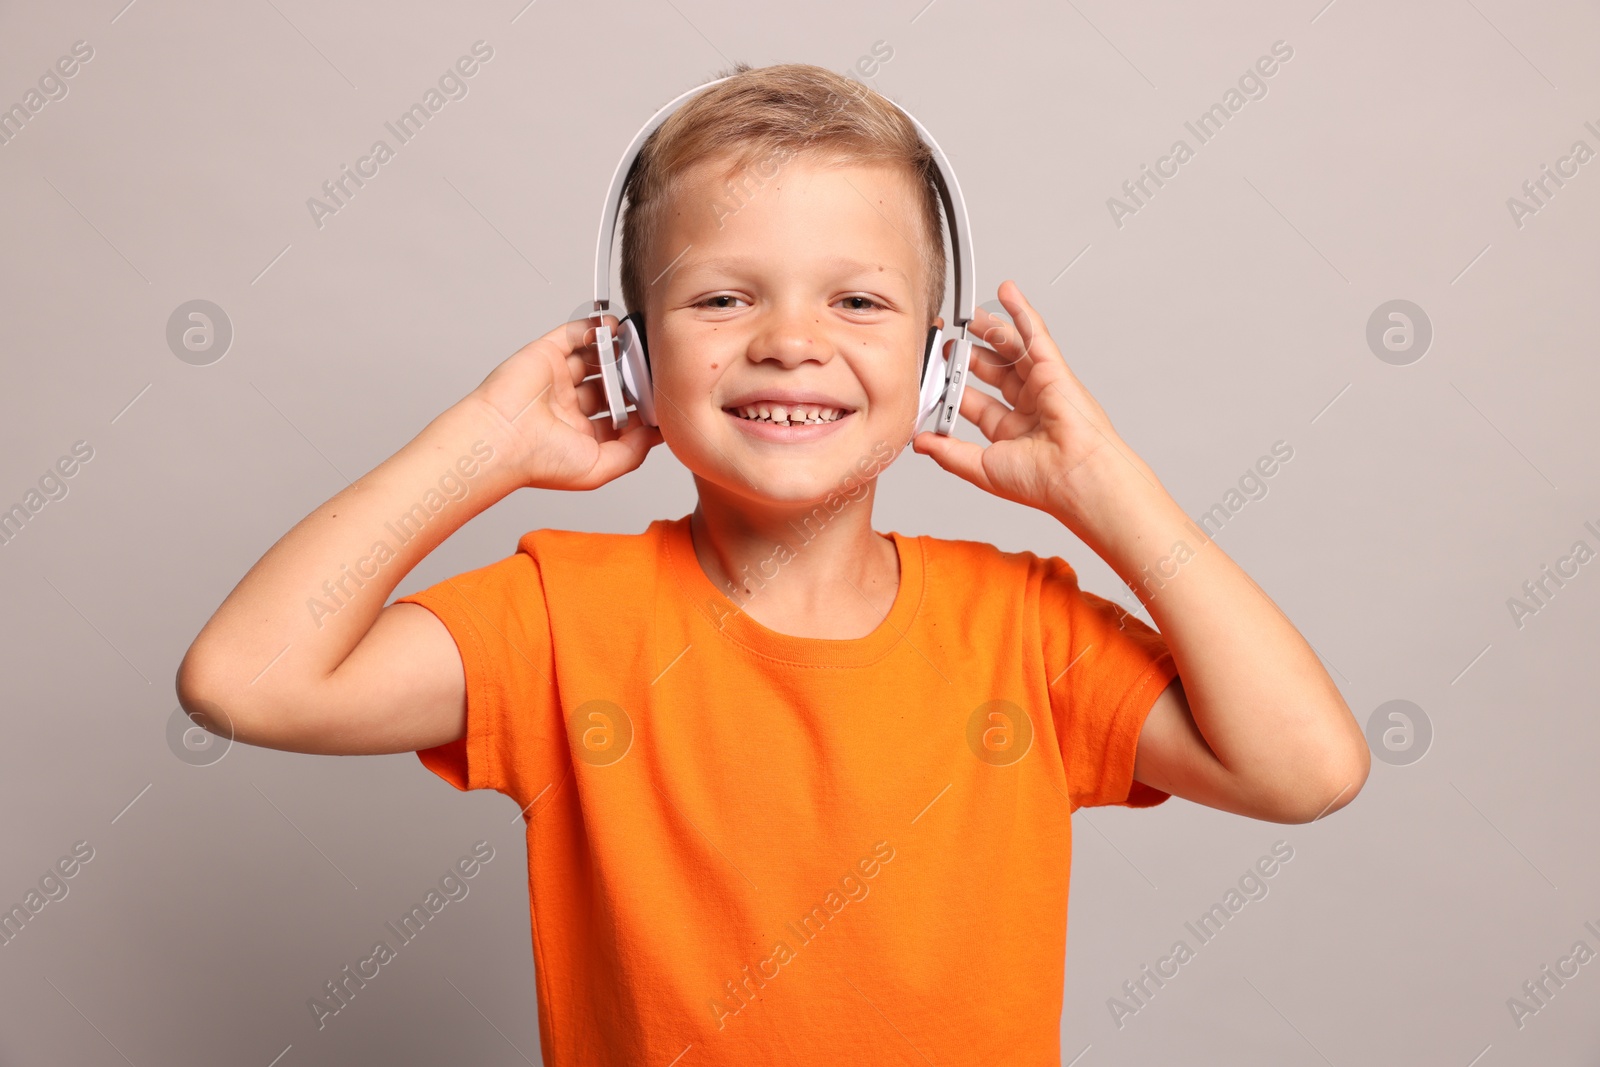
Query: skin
913 286 1370 823
642 152 935 639
175 150 1369 824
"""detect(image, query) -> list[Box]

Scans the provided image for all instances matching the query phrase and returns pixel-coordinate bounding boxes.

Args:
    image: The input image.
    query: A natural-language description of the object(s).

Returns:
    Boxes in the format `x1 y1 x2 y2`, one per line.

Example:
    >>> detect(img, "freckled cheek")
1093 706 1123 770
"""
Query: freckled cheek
651 359 722 424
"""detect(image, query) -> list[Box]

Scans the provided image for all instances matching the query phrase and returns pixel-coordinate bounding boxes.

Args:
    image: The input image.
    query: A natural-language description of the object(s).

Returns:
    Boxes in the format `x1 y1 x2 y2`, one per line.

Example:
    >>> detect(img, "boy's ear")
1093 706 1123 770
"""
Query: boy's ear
932 315 945 330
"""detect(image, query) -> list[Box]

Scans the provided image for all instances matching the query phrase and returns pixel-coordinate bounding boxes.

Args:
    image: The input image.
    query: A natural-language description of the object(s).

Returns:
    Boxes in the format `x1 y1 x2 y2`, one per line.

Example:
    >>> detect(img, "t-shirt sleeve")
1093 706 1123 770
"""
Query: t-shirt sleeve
1037 554 1181 813
392 545 558 809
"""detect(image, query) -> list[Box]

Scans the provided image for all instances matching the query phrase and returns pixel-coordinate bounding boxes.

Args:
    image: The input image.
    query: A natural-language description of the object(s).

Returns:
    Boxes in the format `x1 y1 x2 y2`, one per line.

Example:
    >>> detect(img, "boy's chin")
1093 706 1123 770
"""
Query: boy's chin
743 473 869 508
696 464 873 513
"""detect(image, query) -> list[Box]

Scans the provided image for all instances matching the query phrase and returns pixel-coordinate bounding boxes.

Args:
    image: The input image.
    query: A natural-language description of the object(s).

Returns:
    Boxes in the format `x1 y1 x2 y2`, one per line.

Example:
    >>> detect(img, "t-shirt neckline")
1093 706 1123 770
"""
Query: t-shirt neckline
662 513 925 668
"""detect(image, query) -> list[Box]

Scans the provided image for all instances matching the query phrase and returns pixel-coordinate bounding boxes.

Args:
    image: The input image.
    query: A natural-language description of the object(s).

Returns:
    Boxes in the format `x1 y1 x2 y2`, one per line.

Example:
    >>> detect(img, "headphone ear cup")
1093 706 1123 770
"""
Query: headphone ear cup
629 309 650 377
933 336 972 437
595 317 630 431
916 325 947 432
617 310 657 428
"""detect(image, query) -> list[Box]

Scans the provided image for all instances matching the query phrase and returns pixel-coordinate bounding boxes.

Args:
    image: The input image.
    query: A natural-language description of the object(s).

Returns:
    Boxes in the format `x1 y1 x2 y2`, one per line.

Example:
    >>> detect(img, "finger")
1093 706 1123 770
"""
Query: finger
563 338 603 383
1017 351 1083 419
968 301 1040 373
550 315 620 392
515 362 603 425
965 313 1046 416
995 283 1098 419
572 376 607 418
910 429 997 496
995 280 1066 376
581 398 663 446
550 312 618 361
964 342 1032 412
547 317 590 357
576 422 664 489
959 381 1026 443
998 306 1098 421
565 349 590 387
581 404 629 444
966 285 1050 392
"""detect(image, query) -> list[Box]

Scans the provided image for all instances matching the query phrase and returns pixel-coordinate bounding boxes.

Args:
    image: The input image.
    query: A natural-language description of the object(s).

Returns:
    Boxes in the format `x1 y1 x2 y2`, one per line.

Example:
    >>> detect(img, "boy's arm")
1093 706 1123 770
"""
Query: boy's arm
1077 465 1369 824
913 280 1369 825
176 401 516 755
175 318 661 756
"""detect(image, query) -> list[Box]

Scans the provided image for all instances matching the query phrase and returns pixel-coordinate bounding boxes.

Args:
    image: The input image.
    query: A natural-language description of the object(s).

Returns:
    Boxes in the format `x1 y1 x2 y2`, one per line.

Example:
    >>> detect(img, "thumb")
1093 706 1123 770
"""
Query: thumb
912 430 995 495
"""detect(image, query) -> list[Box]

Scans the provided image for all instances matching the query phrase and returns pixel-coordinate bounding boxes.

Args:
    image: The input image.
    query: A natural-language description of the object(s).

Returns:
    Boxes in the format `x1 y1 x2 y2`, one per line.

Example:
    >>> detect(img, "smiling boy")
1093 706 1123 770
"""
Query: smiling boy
178 63 1369 1065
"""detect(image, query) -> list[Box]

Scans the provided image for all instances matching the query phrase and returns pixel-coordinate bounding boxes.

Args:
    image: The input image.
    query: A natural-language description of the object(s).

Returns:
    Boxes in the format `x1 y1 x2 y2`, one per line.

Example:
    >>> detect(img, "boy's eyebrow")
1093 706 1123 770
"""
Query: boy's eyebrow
673 254 911 286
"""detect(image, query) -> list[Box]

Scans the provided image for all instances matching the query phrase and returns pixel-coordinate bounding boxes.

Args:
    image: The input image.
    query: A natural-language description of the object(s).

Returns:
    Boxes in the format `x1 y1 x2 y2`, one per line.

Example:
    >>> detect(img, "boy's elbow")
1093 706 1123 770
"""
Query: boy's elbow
1284 740 1371 823
175 647 245 746
175 638 292 750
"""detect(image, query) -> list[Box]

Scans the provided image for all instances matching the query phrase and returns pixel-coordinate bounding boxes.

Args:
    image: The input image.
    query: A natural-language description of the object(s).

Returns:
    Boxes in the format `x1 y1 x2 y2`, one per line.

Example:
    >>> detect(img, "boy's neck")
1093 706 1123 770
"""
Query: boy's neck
688 490 899 641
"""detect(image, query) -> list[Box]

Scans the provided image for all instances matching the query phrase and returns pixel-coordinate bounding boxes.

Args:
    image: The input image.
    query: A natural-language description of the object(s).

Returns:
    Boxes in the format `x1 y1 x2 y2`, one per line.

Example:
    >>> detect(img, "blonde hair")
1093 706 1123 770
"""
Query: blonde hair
618 62 947 324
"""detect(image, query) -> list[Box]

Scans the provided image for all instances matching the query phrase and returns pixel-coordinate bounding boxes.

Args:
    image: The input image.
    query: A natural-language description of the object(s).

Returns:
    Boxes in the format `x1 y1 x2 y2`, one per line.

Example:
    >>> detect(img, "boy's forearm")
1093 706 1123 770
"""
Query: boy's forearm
180 398 522 705
1053 447 1365 807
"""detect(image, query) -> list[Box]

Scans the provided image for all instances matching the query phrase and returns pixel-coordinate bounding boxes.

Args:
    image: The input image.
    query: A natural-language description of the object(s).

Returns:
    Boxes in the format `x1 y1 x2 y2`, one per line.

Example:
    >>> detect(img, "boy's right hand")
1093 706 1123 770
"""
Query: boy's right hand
467 314 664 491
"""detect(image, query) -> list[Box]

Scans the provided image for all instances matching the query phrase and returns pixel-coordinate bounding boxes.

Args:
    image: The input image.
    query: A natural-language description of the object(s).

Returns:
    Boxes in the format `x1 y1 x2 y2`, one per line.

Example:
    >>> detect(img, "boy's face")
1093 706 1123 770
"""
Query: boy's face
641 152 933 509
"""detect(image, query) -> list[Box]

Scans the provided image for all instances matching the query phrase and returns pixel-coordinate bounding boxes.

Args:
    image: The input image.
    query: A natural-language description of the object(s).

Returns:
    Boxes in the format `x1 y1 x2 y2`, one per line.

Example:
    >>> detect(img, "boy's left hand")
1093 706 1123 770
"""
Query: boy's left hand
911 279 1161 536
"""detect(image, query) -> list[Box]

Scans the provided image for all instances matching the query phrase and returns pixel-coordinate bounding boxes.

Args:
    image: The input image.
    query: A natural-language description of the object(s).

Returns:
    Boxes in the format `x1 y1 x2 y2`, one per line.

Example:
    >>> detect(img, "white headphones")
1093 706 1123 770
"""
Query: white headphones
589 75 974 437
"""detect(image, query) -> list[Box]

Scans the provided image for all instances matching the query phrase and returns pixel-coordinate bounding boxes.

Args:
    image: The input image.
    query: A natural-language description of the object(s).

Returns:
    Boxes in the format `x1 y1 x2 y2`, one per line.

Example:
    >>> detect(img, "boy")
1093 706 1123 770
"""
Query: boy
178 63 1369 1065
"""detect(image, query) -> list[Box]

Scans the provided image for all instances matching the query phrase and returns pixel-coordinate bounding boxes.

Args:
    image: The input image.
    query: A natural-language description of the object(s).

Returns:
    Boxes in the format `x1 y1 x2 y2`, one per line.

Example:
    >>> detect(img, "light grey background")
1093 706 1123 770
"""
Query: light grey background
2 0 1597 1063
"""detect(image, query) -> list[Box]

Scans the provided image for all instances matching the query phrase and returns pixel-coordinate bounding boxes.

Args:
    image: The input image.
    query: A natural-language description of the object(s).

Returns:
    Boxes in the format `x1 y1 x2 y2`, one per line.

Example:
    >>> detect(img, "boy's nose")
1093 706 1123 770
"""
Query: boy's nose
745 307 835 368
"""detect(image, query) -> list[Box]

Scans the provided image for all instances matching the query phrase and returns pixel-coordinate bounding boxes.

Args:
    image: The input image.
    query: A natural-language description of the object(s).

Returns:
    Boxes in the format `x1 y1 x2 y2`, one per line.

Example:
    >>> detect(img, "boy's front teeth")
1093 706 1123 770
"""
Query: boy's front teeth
732 404 846 425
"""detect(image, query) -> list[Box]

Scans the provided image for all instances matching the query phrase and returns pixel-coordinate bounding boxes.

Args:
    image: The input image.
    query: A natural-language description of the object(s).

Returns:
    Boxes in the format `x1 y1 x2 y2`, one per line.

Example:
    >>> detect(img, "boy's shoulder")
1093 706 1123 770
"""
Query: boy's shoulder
512 517 679 561
906 528 1078 583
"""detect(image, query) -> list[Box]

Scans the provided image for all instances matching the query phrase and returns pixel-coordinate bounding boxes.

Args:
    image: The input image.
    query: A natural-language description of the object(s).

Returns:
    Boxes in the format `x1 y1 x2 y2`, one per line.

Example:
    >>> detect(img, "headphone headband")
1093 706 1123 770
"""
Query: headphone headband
592 75 974 330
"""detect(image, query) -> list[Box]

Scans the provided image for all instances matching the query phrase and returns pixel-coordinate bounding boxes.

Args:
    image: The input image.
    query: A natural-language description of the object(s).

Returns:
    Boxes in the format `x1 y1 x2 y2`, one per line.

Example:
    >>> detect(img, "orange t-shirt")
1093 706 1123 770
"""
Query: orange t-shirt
397 513 1177 1066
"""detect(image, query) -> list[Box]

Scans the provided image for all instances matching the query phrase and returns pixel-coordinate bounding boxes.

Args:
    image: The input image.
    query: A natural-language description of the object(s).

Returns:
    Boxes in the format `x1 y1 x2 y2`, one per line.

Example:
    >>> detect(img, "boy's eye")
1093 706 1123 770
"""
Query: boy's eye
694 294 885 311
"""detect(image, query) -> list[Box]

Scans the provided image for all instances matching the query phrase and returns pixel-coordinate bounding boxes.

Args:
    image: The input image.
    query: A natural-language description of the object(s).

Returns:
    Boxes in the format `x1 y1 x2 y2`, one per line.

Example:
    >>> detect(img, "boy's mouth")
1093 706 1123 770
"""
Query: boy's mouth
724 402 854 426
